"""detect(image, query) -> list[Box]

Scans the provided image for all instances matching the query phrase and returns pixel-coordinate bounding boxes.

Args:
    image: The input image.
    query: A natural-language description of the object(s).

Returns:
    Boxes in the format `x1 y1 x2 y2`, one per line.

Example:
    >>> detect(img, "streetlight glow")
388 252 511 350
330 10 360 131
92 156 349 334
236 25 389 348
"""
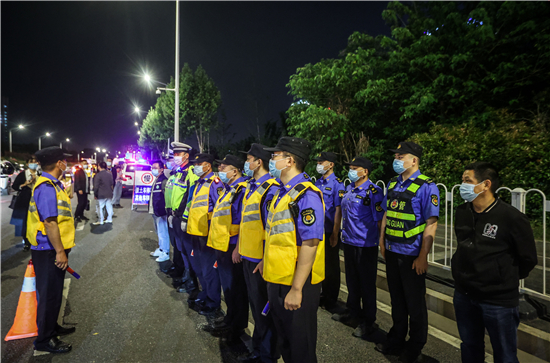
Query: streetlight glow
137 131 141 135
144 74 151 83
66 138 70 142
134 107 140 113
18 124 24 129
135 122 138 126
102 148 106 152
46 132 51 136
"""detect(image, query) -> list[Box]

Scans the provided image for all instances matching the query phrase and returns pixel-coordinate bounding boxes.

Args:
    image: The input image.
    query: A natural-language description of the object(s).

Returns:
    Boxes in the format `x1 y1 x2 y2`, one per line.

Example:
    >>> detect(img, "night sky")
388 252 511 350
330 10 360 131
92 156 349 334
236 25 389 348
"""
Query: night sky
2 1 391 154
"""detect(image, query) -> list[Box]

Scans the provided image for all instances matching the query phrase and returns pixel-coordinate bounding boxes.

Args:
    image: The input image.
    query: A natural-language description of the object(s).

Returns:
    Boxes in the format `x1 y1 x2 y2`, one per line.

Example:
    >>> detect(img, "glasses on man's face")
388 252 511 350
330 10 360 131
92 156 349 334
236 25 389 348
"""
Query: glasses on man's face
271 153 284 160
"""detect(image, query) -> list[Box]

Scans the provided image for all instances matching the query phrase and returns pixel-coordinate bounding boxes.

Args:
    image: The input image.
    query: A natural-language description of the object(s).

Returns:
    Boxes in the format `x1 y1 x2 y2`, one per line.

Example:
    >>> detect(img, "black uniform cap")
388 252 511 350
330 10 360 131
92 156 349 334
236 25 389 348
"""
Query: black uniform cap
190 153 215 165
313 152 338 163
216 154 244 170
239 143 271 162
35 146 72 167
345 156 373 173
264 136 311 162
389 142 423 158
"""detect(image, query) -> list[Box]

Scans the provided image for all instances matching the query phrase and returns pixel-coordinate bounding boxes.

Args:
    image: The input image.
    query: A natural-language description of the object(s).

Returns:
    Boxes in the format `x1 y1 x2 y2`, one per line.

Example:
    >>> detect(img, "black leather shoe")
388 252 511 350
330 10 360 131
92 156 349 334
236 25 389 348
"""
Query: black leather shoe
188 298 205 312
23 244 31 252
238 352 261 362
34 337 72 354
399 350 422 363
55 325 76 336
353 322 379 338
375 342 402 355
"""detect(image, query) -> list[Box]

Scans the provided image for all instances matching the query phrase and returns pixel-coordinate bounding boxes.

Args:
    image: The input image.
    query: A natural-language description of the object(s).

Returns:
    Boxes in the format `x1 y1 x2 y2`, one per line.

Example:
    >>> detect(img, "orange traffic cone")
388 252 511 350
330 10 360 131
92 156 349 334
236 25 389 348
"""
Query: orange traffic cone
5 260 38 341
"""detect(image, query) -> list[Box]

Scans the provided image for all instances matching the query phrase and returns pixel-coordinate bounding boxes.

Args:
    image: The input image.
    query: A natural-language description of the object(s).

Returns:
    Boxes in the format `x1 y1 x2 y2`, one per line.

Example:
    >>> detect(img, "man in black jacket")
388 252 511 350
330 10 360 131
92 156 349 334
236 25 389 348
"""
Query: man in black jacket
452 162 537 363
73 163 89 222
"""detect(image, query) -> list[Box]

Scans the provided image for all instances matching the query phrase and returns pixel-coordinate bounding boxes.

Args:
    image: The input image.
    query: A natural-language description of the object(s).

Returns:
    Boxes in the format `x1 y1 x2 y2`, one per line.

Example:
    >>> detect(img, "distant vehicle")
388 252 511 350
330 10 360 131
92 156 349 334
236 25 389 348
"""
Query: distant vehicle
121 163 151 195
0 160 16 195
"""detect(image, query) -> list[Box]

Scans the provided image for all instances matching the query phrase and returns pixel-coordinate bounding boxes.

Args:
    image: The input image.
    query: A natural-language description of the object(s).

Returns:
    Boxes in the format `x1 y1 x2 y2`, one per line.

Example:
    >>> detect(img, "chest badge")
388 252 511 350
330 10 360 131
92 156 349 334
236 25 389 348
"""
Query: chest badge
390 199 399 209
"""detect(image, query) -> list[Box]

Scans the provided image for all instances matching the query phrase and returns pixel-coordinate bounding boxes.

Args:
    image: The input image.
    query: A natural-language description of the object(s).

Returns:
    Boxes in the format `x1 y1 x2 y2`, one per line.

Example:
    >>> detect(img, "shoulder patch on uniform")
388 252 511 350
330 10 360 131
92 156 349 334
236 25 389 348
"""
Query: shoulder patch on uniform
338 190 345 198
369 184 378 194
301 208 316 226
325 187 332 191
431 194 438 207
217 187 224 196
426 178 433 184
336 178 342 183
375 201 383 212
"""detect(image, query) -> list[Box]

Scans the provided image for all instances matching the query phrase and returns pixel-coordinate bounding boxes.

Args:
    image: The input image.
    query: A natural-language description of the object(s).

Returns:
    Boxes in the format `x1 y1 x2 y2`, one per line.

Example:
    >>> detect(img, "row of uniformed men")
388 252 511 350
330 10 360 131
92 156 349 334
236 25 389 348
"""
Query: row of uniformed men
147 137 439 363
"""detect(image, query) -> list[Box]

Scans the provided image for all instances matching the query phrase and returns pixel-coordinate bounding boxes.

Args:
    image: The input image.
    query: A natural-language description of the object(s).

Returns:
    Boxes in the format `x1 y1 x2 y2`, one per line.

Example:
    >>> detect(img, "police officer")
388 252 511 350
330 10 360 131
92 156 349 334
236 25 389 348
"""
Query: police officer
207 154 250 340
185 153 224 317
332 156 384 338
376 142 439 363
28 147 76 353
257 137 325 363
163 142 199 293
313 152 345 312
237 144 280 363
148 161 170 263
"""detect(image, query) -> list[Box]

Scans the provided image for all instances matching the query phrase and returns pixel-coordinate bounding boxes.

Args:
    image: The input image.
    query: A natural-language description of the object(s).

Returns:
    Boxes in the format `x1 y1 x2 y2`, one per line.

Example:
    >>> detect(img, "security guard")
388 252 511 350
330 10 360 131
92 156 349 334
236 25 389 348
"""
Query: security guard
28 147 76 353
237 144 280 363
185 153 224 316
258 137 325 363
313 151 345 312
164 142 199 293
207 154 249 339
333 156 384 338
376 142 439 363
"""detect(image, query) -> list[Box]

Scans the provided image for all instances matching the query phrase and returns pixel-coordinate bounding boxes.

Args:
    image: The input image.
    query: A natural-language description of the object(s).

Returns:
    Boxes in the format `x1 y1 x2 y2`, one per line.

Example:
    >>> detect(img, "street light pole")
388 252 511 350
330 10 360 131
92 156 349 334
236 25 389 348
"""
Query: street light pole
174 0 180 143
9 125 25 152
39 132 51 150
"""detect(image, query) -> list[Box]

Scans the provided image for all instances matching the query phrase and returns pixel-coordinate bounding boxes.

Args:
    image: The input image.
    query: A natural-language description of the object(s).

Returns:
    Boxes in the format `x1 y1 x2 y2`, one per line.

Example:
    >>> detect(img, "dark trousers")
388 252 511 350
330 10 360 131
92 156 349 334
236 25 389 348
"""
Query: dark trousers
173 216 197 286
168 221 184 278
32 249 69 348
454 290 519 363
75 192 87 218
194 236 221 309
216 244 249 331
321 231 341 307
243 259 279 363
343 243 378 325
385 250 428 354
268 275 321 363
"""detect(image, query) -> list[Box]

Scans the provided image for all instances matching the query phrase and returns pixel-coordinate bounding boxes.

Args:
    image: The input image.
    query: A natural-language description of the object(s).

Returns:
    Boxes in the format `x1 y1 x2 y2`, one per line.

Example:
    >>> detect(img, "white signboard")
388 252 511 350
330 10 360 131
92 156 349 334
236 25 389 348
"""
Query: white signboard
132 170 154 208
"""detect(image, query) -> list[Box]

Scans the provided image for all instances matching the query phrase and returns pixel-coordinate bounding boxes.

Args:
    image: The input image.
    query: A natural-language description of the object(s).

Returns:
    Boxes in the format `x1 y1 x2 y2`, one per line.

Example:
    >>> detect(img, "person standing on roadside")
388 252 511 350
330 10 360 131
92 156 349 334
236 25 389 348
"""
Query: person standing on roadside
112 165 124 208
73 162 90 223
376 142 439 363
452 162 537 363
11 156 41 251
27 147 76 353
148 161 171 263
92 161 114 226
313 152 345 313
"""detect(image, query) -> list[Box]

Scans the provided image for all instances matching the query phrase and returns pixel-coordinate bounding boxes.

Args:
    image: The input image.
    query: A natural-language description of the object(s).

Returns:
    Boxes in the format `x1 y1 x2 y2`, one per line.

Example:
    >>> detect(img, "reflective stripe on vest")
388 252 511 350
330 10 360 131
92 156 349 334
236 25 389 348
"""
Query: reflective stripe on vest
385 174 430 244
207 182 247 252
27 177 76 249
263 182 325 286
187 179 213 236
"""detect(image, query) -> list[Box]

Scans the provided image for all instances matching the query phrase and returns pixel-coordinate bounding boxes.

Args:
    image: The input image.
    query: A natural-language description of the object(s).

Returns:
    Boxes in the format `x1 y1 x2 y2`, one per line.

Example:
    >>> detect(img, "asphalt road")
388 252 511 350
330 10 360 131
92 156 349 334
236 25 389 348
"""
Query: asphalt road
1 193 463 363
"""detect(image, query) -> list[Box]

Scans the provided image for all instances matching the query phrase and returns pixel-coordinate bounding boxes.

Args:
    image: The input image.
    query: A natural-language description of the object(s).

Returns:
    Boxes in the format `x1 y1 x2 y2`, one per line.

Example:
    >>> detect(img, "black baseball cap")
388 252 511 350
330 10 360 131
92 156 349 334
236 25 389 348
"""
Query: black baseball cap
345 156 373 173
216 154 244 170
313 152 337 163
389 142 423 158
190 153 215 165
35 147 71 167
240 143 271 162
264 136 311 162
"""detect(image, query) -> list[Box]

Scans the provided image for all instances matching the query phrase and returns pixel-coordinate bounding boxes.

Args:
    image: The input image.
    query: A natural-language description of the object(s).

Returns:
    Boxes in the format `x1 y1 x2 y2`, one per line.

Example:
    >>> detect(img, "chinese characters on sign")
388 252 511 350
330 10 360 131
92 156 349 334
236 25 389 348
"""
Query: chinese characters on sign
132 170 154 207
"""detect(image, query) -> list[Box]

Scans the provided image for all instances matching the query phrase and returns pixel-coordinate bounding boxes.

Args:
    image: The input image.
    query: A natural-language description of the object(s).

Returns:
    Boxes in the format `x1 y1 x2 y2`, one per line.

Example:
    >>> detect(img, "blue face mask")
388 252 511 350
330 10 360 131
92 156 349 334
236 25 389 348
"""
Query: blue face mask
460 181 485 202
348 170 360 183
268 158 288 179
166 161 173 170
28 163 38 170
393 159 410 175
151 169 160 177
106 162 112 167
243 161 257 178
218 170 234 184
194 165 205 177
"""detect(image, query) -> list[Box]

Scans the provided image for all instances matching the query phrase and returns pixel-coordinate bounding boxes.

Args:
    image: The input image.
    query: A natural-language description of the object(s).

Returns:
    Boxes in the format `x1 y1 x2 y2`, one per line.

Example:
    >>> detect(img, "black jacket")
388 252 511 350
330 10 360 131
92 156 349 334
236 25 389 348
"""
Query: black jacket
452 198 538 307
149 172 168 217
74 168 89 194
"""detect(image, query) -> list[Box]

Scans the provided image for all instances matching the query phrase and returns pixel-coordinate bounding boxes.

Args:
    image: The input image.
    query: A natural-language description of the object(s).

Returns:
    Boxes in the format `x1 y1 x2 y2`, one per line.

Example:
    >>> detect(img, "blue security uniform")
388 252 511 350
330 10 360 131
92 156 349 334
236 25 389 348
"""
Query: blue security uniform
314 173 345 308
381 169 439 354
341 179 384 328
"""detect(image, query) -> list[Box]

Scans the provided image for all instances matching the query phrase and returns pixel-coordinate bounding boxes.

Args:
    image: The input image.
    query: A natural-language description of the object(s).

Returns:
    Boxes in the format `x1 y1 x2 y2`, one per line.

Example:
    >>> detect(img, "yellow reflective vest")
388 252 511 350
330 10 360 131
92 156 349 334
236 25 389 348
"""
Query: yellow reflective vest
263 181 325 286
27 176 76 249
238 178 279 259
187 177 217 236
207 181 247 252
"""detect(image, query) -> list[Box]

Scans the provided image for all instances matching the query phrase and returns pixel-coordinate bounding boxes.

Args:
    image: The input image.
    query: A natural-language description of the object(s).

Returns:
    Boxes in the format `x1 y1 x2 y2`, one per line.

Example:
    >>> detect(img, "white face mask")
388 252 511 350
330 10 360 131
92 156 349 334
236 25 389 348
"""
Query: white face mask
174 156 184 166
316 163 329 175
59 161 68 172
194 165 205 177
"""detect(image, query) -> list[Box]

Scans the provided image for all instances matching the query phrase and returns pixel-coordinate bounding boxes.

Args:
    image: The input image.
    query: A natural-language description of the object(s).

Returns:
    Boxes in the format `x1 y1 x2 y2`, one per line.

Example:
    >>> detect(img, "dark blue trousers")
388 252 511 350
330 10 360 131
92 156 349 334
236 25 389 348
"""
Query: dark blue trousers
193 236 221 309
167 220 184 278
454 290 520 363
173 216 198 289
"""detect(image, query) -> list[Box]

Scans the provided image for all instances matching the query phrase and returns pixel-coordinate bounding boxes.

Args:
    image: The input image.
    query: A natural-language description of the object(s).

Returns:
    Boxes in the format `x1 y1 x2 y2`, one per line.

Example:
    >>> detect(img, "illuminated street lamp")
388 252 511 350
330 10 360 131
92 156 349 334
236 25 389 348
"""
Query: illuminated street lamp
137 131 141 135
60 138 70 149
38 132 51 150
134 121 139 126
9 124 25 152
102 148 106 153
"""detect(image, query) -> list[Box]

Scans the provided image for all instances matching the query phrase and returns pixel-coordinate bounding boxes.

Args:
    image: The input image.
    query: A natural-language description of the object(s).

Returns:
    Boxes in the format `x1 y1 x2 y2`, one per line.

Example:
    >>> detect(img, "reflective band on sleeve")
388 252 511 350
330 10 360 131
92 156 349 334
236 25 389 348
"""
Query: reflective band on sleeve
269 222 295 236
387 211 416 221
22 277 36 292
244 203 260 212
243 214 261 223
404 223 426 238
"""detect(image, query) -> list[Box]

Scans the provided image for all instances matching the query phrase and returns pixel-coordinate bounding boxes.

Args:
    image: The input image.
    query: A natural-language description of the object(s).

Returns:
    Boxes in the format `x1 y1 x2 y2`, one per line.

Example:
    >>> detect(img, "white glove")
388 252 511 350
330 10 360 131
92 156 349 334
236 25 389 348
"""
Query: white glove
168 215 173 228
181 220 188 232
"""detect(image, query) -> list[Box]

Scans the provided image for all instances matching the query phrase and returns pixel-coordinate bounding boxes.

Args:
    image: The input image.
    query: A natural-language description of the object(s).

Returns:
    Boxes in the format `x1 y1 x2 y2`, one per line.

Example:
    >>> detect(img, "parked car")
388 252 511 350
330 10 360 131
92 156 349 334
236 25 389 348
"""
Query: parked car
0 160 16 195
121 163 151 195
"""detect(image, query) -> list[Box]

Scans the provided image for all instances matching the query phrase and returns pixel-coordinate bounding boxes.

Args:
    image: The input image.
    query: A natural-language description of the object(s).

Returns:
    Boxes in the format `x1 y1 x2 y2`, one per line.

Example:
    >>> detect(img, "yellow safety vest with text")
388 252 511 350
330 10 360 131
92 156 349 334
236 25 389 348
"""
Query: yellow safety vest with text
263 182 325 286
27 176 76 249
187 177 215 236
207 181 247 252
238 178 279 259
